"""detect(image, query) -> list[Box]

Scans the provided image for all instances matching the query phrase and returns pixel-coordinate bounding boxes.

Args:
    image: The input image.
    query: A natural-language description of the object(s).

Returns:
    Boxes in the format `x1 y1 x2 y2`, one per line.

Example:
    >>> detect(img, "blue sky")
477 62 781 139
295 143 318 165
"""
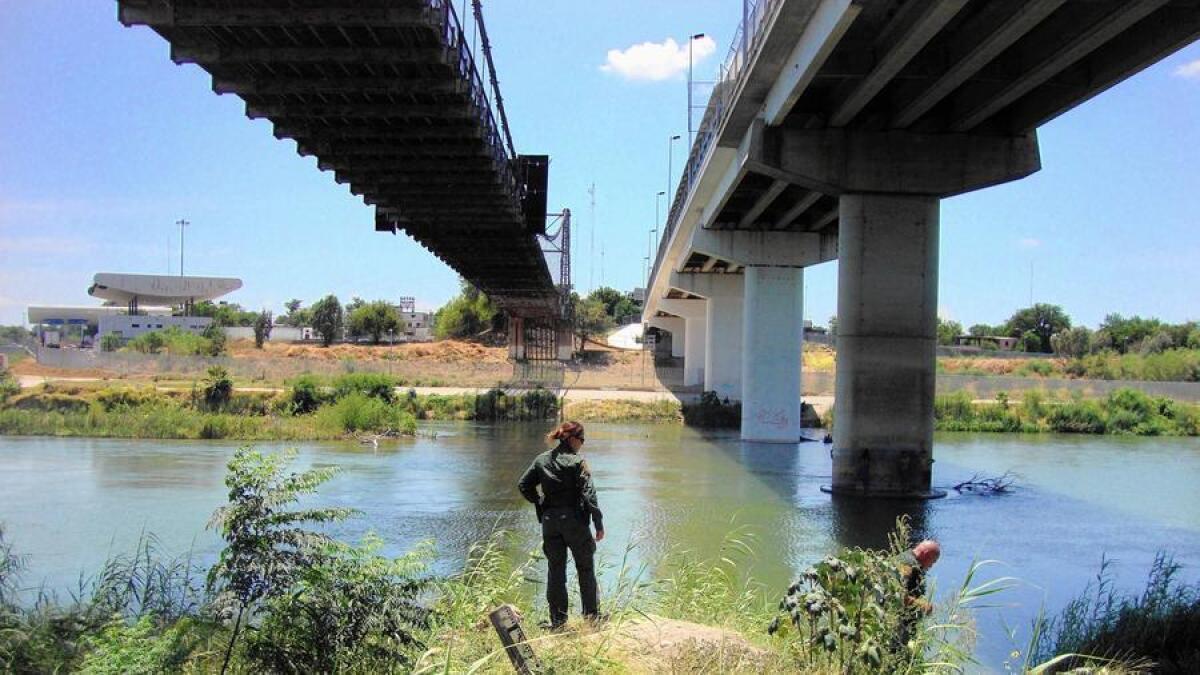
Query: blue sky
1 2 1197 329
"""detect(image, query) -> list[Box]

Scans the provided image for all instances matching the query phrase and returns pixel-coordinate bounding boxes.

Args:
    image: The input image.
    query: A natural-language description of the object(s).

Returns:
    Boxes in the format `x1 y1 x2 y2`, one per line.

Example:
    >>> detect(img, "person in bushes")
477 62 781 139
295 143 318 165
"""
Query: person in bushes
897 539 941 645
517 420 605 629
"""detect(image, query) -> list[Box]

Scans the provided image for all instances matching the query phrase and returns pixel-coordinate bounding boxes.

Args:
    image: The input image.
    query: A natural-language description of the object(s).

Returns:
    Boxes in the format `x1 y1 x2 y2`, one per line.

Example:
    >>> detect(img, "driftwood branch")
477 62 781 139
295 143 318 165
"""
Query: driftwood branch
953 471 1017 495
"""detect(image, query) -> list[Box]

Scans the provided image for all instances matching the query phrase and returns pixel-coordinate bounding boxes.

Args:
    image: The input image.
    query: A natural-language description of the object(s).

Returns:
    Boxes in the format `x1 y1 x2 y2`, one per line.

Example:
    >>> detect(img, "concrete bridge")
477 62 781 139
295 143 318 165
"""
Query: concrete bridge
117 0 561 321
644 0 1200 496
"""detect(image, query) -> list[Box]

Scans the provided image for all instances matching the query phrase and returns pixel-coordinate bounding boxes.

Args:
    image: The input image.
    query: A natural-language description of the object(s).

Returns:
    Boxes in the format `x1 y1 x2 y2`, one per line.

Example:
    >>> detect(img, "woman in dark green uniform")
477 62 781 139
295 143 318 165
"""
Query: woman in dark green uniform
517 420 604 629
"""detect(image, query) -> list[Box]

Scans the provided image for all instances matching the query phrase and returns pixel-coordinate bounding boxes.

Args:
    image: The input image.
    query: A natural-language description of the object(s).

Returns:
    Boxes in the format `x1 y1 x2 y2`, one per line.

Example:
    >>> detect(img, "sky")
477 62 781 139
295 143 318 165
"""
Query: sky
1 2 1198 330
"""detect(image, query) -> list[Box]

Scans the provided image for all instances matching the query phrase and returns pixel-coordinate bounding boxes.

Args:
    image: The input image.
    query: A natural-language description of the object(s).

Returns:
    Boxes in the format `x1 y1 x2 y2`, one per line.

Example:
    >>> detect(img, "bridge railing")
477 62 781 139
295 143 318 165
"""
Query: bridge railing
431 0 520 203
651 0 784 288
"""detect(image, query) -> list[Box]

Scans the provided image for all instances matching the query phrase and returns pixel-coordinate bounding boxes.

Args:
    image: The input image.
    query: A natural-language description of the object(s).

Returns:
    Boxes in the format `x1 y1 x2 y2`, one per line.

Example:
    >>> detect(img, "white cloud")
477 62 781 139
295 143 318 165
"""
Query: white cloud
1173 59 1200 79
1017 237 1041 249
601 36 717 82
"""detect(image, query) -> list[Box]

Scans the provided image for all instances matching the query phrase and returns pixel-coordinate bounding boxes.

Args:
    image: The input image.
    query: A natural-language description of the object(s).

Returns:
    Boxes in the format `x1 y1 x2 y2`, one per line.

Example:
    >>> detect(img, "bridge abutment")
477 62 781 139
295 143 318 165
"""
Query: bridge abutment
741 265 804 442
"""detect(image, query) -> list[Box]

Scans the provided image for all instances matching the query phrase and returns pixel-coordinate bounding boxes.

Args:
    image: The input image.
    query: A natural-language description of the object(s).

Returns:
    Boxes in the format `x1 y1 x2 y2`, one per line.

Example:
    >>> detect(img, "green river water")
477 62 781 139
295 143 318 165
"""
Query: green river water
2 425 1198 670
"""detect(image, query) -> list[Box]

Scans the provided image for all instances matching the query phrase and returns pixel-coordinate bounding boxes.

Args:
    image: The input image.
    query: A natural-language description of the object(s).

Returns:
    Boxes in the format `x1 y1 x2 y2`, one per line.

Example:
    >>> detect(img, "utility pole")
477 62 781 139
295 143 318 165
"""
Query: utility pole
176 219 189 276
687 34 707 144
588 183 596 292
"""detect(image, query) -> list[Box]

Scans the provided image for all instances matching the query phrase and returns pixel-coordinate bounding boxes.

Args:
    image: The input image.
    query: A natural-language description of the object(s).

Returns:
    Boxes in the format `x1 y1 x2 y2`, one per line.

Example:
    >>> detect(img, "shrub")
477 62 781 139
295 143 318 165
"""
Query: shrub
126 331 165 354
1047 400 1107 434
202 367 233 411
200 324 226 357
0 369 18 405
314 392 414 433
245 535 431 672
331 372 396 403
99 334 122 352
682 390 741 428
288 374 326 414
78 615 200 675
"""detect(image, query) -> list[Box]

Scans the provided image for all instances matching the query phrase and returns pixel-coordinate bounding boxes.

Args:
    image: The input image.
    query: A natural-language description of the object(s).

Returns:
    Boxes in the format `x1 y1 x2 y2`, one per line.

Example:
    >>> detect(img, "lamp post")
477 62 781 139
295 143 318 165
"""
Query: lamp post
687 33 707 143
667 134 680 201
176 219 189 276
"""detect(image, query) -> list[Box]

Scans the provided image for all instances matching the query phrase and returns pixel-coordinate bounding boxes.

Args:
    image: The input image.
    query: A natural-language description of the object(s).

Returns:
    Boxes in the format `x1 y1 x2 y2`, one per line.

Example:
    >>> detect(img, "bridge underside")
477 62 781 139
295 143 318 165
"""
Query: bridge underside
119 0 559 317
647 0 1200 495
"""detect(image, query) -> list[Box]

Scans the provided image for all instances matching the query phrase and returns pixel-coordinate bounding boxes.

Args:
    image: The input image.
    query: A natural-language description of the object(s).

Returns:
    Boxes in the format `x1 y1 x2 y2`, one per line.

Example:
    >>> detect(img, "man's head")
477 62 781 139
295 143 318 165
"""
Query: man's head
912 540 941 570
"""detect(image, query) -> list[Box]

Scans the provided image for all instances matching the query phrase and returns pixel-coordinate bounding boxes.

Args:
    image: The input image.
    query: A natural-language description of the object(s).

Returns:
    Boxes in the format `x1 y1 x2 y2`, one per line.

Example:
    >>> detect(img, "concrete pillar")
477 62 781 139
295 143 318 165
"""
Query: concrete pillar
740 266 803 442
556 320 574 361
648 316 687 358
684 317 706 385
830 194 942 497
508 316 525 360
704 278 744 400
670 322 685 358
659 299 708 387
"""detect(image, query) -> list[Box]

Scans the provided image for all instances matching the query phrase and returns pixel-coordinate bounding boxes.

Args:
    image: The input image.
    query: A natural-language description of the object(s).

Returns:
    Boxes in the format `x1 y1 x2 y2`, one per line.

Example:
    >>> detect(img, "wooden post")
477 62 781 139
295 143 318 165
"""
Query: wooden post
488 604 538 674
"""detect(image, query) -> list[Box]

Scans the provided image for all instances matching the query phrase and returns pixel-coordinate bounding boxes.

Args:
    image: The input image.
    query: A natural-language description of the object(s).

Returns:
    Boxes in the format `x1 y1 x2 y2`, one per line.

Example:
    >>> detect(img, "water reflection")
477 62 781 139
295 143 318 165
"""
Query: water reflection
828 495 930 550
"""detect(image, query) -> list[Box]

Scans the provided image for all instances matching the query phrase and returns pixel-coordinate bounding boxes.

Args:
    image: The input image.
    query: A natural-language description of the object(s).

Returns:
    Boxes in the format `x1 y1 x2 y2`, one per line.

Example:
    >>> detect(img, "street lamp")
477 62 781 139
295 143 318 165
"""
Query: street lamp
176 219 189 276
687 33 707 143
667 134 681 200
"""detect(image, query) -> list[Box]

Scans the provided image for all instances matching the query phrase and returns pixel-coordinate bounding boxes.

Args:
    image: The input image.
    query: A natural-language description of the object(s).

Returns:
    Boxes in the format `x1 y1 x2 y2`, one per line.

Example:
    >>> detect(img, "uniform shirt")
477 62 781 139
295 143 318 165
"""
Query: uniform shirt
517 444 604 531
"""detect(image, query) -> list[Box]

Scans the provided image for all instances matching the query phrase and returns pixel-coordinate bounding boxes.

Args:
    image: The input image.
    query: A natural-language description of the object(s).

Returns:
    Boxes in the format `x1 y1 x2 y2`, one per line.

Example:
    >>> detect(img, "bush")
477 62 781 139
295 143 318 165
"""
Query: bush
78 615 200 675
126 331 165 354
314 393 415 434
99 334 122 352
331 372 396 403
0 369 18 405
682 390 741 428
245 535 431 672
288 374 326 414
1047 400 1107 434
202 367 233 411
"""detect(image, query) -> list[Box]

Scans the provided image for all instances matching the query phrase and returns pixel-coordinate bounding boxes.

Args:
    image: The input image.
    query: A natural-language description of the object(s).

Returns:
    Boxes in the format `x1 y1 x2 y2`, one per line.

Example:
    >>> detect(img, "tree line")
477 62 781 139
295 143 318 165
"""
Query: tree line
830 303 1200 356
277 296 410 347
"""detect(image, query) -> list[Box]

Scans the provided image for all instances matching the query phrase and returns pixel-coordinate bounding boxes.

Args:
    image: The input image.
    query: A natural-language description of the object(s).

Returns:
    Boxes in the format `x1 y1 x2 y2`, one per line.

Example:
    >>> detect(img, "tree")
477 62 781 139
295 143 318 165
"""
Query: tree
1020 330 1042 353
280 299 312 327
203 366 233 411
433 281 496 340
574 298 614 344
193 301 257 327
968 323 1000 337
347 301 403 344
207 448 355 674
311 295 343 347
1050 326 1092 357
936 317 963 346
1098 314 1163 354
585 286 637 321
1003 304 1071 354
253 310 273 349
202 323 227 356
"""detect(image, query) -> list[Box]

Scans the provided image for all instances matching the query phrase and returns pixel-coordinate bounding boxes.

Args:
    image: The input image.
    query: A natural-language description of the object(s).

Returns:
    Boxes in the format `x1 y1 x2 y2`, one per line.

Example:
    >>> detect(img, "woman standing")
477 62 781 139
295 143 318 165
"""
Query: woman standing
517 420 604 629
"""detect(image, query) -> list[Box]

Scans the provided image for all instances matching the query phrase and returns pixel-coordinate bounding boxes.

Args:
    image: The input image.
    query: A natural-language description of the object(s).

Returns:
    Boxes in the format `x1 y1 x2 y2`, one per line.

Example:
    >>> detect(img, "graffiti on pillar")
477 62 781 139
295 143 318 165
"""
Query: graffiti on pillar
754 406 789 429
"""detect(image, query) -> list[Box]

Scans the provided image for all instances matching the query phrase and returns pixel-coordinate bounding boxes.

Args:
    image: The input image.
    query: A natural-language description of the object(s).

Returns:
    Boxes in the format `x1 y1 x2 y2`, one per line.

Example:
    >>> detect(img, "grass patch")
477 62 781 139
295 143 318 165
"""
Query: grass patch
564 399 683 423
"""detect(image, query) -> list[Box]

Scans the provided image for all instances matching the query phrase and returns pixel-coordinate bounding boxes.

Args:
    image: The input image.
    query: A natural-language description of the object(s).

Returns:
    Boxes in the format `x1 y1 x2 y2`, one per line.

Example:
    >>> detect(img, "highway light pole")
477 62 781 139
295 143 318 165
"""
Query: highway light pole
176 219 189 276
687 33 707 144
667 134 680 201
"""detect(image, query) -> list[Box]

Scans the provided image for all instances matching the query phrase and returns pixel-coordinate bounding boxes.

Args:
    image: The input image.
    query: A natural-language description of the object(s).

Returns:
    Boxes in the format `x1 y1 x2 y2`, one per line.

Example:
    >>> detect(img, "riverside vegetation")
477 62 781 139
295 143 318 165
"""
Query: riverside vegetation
0 447 1173 673
0 370 559 441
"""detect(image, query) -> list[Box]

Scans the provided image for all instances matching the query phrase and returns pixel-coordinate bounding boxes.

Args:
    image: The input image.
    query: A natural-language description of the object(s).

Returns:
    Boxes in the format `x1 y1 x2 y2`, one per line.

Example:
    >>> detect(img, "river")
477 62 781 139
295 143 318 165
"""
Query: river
2 426 1198 670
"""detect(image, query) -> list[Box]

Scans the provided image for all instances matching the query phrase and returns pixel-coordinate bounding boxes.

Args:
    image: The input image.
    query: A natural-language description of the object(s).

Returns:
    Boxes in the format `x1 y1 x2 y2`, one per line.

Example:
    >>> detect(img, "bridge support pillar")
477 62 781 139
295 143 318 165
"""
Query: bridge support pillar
658 299 707 386
508 316 525 360
647 316 686 358
557 321 574 361
741 266 804 442
684 317 706 386
702 277 744 400
830 194 941 497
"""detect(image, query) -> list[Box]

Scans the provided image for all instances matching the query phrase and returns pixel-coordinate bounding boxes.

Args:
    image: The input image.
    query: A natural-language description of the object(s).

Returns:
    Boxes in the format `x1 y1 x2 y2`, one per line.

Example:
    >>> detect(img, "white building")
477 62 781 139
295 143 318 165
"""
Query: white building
28 272 242 347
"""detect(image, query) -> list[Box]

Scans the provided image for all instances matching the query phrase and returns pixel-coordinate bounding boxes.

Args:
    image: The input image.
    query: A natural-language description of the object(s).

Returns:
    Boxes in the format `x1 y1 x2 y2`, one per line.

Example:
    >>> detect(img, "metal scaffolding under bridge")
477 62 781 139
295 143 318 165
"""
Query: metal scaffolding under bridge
118 0 561 318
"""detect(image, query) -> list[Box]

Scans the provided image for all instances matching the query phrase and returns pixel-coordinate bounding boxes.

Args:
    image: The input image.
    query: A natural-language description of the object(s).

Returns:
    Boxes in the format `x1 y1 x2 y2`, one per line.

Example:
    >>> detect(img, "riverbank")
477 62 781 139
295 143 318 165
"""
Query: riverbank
1 375 1196 438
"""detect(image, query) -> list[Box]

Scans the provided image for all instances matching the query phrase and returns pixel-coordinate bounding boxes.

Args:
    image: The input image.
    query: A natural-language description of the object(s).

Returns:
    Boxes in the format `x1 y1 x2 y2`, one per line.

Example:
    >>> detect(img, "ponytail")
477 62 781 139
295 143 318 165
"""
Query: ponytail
547 420 585 446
